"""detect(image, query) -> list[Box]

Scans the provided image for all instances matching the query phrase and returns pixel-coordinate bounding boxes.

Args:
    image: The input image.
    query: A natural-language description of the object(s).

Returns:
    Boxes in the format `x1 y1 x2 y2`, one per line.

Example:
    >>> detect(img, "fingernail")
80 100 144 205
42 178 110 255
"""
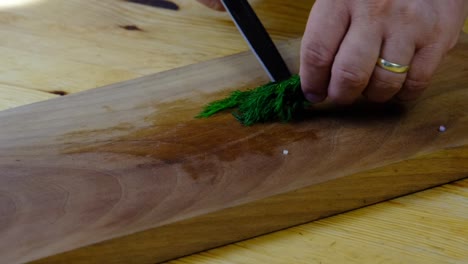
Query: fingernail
305 93 325 103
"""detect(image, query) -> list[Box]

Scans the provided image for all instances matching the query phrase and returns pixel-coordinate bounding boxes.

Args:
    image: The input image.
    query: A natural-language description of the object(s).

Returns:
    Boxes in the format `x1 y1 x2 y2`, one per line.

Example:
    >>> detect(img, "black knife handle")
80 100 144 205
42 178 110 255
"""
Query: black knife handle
221 0 291 82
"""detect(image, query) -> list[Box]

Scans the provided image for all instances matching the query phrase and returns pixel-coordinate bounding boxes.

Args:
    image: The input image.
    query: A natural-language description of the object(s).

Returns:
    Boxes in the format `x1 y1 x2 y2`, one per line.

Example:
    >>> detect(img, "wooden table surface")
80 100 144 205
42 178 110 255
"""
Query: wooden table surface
0 0 467 263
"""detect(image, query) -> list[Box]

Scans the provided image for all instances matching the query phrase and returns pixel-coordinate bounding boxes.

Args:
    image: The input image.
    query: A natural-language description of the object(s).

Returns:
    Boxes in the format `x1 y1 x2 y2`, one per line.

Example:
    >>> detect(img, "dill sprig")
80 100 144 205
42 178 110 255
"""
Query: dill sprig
197 75 309 126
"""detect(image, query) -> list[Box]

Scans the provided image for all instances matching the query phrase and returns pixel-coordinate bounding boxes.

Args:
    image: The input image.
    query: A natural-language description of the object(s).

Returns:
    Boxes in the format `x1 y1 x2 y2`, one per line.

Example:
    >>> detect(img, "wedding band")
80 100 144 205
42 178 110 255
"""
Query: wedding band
376 58 410 73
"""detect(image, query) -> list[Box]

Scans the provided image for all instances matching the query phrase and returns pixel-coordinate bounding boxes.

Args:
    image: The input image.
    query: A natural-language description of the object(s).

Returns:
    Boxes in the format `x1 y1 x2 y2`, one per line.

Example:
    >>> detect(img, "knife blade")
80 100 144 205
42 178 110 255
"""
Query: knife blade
221 0 292 82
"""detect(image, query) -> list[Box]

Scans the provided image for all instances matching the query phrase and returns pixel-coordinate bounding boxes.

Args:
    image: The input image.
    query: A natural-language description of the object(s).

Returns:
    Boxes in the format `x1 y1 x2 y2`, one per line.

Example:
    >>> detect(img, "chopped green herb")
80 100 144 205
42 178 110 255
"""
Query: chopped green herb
197 75 309 126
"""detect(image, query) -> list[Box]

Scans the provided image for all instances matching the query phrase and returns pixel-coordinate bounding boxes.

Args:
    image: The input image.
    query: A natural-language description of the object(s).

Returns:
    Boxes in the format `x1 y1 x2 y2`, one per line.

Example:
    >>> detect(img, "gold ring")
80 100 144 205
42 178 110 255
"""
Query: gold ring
376 58 409 73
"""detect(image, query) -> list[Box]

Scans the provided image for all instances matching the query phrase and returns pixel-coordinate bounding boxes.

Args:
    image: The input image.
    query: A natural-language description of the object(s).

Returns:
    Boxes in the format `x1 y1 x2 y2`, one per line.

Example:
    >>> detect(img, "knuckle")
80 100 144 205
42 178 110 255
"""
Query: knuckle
374 79 403 92
403 78 430 93
372 78 402 92
301 41 334 68
366 79 403 102
397 2 422 21
365 0 391 17
333 66 369 89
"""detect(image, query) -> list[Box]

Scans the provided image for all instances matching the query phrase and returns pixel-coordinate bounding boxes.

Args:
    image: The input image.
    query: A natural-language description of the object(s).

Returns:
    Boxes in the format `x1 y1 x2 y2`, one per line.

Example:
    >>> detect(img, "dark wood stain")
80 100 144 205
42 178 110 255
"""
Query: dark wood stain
61 92 405 182
119 25 143 31
61 89 320 181
63 113 315 181
49 90 68 96
125 0 179 11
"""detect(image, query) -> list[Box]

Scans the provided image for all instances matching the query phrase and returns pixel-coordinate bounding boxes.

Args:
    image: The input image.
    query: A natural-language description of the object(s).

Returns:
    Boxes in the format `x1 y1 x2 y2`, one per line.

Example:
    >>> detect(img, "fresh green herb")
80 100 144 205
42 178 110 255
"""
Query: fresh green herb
197 74 309 126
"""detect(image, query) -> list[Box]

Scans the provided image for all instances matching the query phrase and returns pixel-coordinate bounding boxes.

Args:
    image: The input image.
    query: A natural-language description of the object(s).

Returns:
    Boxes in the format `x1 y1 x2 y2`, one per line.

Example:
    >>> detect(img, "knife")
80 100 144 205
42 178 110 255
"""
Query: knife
221 0 292 82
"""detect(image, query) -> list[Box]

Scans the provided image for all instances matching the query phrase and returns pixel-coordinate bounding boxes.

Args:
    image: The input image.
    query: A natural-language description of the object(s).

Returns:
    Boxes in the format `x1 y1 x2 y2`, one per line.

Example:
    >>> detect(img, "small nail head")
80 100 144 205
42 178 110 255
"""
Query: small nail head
282 150 289 155
438 125 446 132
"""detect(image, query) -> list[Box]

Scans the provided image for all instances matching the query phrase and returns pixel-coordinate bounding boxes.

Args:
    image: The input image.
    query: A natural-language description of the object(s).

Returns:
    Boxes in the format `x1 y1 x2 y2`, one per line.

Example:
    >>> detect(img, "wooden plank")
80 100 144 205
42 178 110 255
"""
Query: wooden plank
0 0 312 96
34 147 468 264
167 178 468 264
1 34 467 263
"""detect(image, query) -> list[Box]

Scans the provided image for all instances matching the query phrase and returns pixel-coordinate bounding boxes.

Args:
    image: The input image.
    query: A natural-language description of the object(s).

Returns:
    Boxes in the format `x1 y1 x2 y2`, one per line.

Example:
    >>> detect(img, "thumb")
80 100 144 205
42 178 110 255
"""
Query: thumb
196 0 225 11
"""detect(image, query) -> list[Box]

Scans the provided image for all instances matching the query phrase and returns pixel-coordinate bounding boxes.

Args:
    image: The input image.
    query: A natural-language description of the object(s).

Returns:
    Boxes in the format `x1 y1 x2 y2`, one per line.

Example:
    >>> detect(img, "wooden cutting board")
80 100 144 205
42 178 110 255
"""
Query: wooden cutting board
0 33 467 263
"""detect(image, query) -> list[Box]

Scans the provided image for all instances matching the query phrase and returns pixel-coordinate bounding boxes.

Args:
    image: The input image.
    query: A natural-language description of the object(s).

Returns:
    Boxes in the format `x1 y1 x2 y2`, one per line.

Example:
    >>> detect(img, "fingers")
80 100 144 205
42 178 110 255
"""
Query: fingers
300 0 350 103
196 0 225 11
328 22 382 104
364 35 415 102
299 0 462 104
397 45 445 101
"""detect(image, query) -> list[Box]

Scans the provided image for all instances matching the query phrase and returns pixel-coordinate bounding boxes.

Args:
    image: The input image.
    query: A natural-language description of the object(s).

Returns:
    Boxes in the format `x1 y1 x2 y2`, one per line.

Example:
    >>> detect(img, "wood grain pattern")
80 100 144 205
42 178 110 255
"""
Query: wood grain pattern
35 147 468 264
0 0 312 110
0 33 467 263
169 178 468 264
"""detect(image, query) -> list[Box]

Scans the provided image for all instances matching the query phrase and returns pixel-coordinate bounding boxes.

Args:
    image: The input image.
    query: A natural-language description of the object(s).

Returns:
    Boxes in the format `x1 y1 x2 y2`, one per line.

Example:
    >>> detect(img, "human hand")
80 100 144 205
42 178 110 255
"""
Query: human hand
301 0 468 104
197 0 468 103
